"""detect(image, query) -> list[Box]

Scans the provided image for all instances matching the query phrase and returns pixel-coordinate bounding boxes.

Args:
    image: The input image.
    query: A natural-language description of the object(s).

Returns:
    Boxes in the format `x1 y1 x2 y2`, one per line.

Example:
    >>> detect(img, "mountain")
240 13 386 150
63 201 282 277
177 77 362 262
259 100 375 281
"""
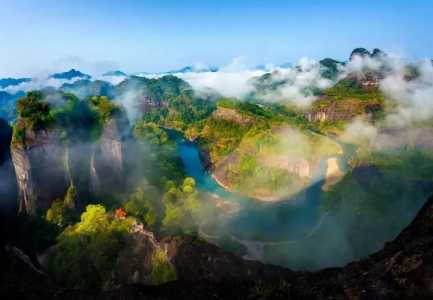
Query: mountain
349 47 386 61
60 79 115 99
0 78 31 89
2 48 433 299
319 58 343 80
116 75 191 102
0 91 25 122
10 91 128 214
50 69 91 80
103 70 128 77
2 194 433 299
137 65 219 76
278 62 293 68
169 65 219 73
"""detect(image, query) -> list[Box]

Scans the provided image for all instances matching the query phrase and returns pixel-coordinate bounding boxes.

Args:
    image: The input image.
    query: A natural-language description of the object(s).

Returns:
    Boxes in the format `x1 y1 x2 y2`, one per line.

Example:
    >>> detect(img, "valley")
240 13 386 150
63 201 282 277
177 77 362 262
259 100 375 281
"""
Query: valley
1 47 433 297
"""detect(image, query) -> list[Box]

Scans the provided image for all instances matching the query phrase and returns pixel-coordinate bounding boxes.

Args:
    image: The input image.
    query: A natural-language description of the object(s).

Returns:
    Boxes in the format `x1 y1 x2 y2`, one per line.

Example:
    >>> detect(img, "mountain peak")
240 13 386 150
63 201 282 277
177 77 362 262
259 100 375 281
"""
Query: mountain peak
103 70 128 77
50 69 91 80
0 77 31 89
350 48 387 61
169 65 219 73
349 48 371 60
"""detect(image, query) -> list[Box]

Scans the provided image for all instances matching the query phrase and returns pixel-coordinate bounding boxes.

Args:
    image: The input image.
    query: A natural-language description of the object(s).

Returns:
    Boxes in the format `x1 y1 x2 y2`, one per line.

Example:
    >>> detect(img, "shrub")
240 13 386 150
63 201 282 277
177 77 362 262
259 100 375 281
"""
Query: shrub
151 249 176 284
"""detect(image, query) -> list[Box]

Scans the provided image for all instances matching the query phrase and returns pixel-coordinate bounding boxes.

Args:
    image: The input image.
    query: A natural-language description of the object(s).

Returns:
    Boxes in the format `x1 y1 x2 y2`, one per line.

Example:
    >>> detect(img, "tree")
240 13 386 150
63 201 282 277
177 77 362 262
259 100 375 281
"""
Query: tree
48 204 132 289
45 186 78 227
123 185 158 227
161 177 200 235
75 204 109 234
46 199 65 226
90 96 119 121
16 91 53 129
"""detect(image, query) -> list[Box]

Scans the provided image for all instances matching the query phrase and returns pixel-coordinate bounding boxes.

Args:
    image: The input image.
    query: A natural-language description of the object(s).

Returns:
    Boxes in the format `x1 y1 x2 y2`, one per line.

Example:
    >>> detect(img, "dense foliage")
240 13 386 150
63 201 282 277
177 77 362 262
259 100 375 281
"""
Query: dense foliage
16 91 54 130
48 204 133 289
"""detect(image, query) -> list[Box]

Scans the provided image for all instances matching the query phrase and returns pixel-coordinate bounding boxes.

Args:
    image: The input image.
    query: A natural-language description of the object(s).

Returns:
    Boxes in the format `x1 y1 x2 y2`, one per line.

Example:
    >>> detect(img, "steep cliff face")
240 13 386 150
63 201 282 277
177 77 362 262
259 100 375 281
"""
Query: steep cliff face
11 115 129 214
0 119 17 214
11 128 69 214
99 118 125 174
306 99 383 123
90 116 128 194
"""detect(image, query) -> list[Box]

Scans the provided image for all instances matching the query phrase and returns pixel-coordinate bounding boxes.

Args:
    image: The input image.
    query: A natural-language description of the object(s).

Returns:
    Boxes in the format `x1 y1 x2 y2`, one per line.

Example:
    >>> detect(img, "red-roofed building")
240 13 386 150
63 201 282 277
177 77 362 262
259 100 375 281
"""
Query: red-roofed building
114 208 127 219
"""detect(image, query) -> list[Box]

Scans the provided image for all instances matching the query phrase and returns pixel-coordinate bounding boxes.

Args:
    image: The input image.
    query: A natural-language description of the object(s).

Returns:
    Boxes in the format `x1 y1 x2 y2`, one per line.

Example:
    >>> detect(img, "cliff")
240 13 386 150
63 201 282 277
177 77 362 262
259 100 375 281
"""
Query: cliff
306 99 383 124
11 127 69 214
11 115 128 214
0 119 17 214
90 116 128 194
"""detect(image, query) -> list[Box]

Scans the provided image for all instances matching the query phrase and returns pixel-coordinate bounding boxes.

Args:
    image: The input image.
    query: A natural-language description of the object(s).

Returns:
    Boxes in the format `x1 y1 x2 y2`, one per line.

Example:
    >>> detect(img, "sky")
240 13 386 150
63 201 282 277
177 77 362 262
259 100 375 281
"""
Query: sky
0 0 432 77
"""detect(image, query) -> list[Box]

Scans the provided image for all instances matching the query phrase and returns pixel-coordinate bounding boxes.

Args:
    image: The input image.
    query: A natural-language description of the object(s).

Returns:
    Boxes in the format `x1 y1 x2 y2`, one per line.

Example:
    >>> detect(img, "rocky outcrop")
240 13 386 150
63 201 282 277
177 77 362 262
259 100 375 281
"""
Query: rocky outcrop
322 157 344 191
89 116 128 194
211 107 254 125
99 118 125 174
11 115 128 214
306 99 383 123
104 224 162 289
349 48 386 61
164 235 287 282
11 128 69 214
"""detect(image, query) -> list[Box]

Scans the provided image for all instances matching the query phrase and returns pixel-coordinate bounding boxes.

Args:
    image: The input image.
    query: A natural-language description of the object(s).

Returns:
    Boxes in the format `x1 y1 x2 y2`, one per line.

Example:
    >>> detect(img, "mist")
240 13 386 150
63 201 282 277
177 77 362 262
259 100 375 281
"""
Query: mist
2 49 433 272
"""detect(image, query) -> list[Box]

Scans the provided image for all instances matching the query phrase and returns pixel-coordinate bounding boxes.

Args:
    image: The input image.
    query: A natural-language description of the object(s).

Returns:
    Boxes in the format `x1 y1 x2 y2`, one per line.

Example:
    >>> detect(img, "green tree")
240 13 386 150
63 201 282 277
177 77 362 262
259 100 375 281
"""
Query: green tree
46 199 65 226
123 184 158 227
161 177 200 235
48 204 132 289
151 249 176 284
16 91 53 130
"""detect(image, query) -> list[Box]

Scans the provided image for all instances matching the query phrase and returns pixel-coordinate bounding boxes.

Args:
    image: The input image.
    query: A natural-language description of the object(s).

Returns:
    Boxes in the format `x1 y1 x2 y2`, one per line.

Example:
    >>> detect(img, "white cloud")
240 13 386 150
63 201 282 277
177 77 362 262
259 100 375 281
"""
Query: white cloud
380 60 433 125
256 58 334 107
2 76 83 93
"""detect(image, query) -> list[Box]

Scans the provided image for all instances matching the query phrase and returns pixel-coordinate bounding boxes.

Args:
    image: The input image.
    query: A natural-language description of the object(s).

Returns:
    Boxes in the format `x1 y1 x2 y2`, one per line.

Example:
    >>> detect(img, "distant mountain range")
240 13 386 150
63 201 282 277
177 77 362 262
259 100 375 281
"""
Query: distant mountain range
170 65 219 73
102 70 128 77
137 65 219 76
0 78 31 89
0 90 25 121
49 69 91 80
60 79 115 99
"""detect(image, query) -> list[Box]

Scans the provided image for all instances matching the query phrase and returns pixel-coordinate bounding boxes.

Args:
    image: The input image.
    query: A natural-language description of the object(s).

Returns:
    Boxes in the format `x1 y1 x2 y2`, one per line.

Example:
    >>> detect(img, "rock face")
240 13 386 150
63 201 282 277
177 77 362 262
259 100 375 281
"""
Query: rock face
322 157 344 191
11 116 128 214
164 235 287 282
11 128 69 214
306 99 383 123
104 224 162 289
90 116 128 194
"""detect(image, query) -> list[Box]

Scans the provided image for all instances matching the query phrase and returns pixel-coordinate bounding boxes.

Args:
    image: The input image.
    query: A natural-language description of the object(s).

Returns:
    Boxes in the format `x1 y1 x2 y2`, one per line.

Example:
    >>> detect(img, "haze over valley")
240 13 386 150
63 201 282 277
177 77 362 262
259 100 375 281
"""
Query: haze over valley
2 1 433 299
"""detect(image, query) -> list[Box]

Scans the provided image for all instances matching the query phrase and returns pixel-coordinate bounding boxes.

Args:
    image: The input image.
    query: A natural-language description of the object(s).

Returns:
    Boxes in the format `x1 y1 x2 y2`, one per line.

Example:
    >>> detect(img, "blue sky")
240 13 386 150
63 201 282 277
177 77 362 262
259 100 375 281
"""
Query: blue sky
0 0 432 76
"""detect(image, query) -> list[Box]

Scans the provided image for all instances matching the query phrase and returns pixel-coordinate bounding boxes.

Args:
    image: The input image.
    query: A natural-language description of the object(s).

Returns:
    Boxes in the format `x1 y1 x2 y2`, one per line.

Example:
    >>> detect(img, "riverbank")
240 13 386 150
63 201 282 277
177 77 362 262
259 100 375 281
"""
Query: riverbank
210 172 293 202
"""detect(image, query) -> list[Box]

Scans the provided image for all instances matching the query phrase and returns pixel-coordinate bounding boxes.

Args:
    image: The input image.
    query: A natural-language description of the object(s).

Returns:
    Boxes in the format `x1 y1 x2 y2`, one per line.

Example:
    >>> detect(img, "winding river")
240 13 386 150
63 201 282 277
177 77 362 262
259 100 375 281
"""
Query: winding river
177 137 429 271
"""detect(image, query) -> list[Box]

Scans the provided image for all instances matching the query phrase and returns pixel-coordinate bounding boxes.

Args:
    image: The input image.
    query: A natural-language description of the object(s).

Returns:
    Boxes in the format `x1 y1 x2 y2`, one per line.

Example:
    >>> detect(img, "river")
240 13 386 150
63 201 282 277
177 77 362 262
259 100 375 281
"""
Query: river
177 137 429 271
